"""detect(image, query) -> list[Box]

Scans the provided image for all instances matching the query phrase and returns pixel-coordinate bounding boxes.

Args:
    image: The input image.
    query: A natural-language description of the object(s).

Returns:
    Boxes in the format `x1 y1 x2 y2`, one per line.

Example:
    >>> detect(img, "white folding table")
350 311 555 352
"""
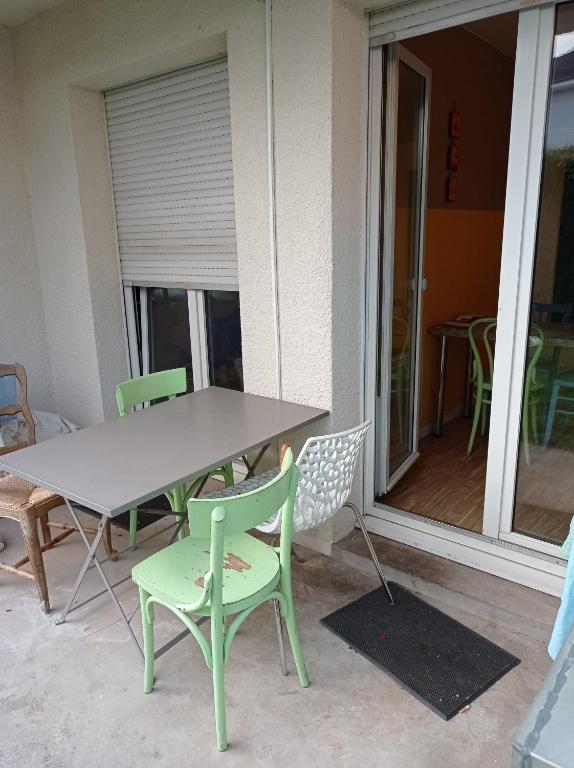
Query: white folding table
0 388 327 656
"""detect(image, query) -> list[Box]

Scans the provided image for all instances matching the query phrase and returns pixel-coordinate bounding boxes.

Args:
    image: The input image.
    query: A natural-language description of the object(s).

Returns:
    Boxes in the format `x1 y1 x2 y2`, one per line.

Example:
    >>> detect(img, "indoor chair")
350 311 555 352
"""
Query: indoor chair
542 370 574 449
132 447 308 752
116 368 234 547
521 325 544 464
0 363 115 612
467 320 544 461
467 318 497 455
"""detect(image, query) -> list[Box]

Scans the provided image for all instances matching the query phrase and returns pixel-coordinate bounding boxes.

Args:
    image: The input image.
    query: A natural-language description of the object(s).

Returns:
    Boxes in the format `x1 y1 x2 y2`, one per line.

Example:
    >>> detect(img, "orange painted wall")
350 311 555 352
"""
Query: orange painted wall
419 209 503 427
401 26 514 429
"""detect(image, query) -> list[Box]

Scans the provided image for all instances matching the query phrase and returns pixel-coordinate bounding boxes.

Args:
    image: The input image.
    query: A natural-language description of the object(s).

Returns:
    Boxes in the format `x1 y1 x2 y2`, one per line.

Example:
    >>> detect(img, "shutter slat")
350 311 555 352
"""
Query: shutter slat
106 58 228 105
110 131 231 167
108 116 231 154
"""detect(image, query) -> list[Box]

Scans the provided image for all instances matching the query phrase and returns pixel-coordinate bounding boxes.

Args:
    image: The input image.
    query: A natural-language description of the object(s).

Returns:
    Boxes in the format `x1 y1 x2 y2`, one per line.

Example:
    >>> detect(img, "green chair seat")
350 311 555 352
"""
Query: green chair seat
132 533 280 616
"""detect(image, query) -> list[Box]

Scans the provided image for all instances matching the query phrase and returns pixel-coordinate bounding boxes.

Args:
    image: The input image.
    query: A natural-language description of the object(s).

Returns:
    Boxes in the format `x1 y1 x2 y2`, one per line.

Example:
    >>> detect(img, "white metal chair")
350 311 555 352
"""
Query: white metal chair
203 420 394 672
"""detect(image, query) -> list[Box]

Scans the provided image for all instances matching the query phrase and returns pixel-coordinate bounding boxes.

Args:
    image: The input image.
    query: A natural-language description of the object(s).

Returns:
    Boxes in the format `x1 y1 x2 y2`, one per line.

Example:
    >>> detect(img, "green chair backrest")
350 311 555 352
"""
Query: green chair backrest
468 317 497 386
186 448 298 625
116 368 187 415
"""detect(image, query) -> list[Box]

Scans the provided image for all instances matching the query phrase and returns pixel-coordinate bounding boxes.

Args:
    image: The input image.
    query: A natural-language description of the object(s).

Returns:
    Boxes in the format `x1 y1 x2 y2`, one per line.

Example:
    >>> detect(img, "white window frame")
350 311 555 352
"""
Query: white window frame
123 285 219 392
363 0 568 595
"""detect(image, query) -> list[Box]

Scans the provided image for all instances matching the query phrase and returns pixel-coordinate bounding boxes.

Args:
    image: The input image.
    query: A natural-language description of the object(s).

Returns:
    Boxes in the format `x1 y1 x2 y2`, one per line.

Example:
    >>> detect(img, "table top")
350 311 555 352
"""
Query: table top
512 624 574 767
430 320 574 348
0 388 327 517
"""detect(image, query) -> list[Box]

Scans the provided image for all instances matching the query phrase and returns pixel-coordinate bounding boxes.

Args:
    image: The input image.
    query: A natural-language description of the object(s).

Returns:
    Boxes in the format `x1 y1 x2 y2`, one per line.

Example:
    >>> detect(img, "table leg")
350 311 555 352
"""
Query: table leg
242 443 270 479
433 336 448 436
464 340 473 418
56 499 143 658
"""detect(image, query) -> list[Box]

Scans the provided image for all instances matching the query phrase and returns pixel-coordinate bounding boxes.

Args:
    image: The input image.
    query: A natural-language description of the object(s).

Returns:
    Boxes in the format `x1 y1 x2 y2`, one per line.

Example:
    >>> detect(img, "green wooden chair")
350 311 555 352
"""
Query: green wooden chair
521 325 545 464
116 369 234 547
467 320 544 462
467 318 497 455
132 447 309 752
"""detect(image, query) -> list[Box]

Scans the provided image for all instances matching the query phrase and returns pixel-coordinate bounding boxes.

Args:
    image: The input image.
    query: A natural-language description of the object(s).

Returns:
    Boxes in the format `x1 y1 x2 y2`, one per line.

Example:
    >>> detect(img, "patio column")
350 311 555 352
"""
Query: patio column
272 0 368 550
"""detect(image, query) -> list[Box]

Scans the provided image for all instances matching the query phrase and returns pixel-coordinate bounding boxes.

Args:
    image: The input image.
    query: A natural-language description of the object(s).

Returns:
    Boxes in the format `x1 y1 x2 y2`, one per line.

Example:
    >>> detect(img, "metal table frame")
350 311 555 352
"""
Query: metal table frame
0 388 326 660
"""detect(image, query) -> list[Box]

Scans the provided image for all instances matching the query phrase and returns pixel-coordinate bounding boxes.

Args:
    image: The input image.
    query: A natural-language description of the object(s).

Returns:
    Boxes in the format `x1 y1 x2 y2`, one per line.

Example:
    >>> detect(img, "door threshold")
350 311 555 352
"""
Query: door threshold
365 501 566 596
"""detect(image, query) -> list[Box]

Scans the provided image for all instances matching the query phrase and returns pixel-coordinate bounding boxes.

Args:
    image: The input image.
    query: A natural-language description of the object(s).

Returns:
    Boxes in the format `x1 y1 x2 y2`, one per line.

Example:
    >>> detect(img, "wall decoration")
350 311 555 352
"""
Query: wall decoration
449 108 461 139
448 144 459 172
446 101 461 202
446 174 457 203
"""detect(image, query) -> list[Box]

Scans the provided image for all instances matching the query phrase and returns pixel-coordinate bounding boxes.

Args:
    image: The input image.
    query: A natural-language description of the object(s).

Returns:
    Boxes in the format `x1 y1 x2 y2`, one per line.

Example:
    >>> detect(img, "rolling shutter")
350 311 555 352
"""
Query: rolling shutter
104 58 238 289
369 0 523 44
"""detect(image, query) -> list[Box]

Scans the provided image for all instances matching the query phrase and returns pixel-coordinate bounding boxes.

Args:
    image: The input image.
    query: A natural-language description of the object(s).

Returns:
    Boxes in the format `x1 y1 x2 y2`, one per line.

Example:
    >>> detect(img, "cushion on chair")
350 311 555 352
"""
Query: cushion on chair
0 474 62 512
132 533 280 614
202 468 279 500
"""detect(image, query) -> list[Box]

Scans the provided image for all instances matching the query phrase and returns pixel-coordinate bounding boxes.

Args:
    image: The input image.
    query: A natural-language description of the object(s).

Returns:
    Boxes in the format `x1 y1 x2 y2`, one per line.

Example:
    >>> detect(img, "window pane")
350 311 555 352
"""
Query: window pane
205 291 243 391
513 3 574 545
148 287 193 392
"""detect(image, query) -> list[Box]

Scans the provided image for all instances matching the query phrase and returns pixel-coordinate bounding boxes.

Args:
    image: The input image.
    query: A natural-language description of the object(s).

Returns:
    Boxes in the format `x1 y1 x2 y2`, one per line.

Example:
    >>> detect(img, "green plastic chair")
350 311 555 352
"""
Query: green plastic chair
116 369 234 547
132 447 309 751
467 318 497 455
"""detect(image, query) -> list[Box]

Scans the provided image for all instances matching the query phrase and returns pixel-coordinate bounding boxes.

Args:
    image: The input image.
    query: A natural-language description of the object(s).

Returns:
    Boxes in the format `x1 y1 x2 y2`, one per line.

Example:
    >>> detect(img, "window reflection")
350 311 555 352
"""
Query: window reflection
513 3 574 545
205 291 244 391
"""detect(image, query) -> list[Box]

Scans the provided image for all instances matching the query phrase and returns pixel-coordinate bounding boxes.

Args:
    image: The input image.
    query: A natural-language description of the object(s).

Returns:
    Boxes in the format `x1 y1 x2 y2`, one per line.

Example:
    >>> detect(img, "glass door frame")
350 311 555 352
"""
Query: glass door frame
485 5 564 556
376 44 431 494
363 0 568 592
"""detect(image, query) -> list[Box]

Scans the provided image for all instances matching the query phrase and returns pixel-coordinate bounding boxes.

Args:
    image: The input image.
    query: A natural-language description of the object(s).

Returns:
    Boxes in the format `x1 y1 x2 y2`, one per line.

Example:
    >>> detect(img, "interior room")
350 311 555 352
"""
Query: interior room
379 14 518 532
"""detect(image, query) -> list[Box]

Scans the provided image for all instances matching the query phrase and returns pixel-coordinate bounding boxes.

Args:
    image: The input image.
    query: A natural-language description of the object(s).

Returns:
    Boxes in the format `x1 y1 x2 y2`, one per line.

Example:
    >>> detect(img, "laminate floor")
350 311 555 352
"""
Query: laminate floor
379 416 572 545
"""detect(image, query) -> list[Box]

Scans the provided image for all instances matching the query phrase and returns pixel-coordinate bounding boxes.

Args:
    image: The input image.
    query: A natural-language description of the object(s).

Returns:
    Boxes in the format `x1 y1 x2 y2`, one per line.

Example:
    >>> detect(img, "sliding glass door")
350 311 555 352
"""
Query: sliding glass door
376 45 430 494
510 3 574 547
366 0 572 586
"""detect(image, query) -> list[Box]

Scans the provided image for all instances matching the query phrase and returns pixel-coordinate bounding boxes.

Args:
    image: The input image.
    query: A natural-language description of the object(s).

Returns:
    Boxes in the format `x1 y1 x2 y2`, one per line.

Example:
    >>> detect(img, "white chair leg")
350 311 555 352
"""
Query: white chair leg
346 502 394 605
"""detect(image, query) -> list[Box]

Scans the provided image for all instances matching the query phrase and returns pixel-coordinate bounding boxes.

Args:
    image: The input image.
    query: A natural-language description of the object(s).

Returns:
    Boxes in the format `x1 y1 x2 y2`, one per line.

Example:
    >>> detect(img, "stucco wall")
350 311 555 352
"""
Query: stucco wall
11 0 371 549
13 0 278 425
0 26 53 410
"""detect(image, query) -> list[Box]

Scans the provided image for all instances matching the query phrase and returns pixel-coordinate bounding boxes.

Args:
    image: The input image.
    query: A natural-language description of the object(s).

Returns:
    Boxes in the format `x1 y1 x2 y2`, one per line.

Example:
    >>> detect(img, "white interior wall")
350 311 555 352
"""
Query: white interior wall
0 26 54 410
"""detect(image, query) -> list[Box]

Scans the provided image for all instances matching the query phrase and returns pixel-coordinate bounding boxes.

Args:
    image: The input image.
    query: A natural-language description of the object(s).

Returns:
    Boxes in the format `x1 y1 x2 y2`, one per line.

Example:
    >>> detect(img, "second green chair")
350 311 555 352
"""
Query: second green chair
116 368 234 547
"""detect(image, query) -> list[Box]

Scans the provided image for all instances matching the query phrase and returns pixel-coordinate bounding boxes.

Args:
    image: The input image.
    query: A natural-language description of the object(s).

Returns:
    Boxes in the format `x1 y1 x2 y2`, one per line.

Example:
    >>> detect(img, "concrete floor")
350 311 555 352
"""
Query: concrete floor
0 508 559 767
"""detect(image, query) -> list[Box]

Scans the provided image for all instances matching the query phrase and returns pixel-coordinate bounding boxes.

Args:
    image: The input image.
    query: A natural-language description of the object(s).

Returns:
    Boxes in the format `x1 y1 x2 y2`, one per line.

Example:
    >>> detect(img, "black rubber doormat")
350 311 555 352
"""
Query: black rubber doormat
320 583 520 719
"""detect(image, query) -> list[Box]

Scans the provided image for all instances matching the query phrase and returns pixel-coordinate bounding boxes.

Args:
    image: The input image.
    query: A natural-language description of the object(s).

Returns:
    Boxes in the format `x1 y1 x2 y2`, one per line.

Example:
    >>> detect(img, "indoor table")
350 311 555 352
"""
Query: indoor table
0 387 327 656
429 320 574 437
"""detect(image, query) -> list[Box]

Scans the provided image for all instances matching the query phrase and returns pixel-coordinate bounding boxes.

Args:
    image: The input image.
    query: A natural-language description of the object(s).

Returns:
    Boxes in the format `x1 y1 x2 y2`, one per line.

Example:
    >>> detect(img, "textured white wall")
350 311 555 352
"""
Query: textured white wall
10 0 371 548
272 0 368 549
0 26 54 410
13 0 278 424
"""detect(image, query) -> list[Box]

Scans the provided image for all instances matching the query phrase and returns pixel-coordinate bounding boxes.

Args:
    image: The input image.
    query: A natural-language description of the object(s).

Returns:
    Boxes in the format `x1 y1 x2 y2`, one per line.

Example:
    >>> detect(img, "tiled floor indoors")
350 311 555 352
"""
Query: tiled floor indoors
0 506 559 767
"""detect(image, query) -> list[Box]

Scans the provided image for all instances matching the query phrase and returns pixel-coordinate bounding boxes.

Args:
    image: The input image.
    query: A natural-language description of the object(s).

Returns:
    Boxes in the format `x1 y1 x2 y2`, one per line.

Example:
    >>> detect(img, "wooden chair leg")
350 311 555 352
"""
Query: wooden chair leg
103 519 118 562
40 512 52 546
20 511 50 613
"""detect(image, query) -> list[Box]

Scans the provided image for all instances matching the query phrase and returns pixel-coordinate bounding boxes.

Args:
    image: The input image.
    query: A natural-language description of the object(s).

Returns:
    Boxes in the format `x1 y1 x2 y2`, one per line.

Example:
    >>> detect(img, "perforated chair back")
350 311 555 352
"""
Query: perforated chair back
257 421 371 534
